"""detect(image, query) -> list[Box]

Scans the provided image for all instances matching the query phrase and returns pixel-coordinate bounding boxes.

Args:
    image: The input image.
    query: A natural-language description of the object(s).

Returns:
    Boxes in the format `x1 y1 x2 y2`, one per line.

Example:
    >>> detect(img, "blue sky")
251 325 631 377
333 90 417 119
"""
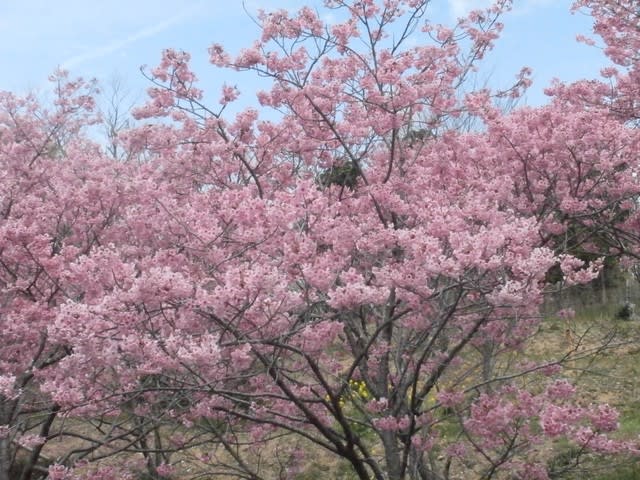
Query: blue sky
0 0 610 109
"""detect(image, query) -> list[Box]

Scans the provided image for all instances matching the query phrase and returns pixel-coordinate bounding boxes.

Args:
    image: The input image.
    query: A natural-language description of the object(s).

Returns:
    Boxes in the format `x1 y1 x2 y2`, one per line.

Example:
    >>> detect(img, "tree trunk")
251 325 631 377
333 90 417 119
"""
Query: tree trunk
0 398 11 480
18 405 59 480
381 431 403 480
601 267 608 305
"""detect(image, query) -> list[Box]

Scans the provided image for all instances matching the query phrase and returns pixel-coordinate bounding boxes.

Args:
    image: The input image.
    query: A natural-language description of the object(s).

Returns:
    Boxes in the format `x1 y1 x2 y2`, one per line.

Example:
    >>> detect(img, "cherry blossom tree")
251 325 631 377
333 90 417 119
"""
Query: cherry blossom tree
0 71 131 480
2 1 640 479
572 0 640 123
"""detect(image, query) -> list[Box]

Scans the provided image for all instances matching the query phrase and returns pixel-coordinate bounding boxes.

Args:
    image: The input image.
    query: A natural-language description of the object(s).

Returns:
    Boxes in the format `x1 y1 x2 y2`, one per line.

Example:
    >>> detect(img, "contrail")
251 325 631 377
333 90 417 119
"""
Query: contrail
61 4 203 70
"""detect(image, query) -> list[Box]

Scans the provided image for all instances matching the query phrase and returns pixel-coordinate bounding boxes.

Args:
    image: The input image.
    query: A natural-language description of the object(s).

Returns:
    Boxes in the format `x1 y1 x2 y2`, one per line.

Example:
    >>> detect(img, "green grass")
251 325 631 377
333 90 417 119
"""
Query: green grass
618 401 640 437
546 441 585 479
536 290 640 479
546 446 640 480
592 463 640 480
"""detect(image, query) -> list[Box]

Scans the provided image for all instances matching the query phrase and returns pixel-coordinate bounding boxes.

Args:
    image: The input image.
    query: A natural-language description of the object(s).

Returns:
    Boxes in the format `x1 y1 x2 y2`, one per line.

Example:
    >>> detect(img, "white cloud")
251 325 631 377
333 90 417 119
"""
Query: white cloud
448 0 494 18
448 0 555 18
511 0 555 16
